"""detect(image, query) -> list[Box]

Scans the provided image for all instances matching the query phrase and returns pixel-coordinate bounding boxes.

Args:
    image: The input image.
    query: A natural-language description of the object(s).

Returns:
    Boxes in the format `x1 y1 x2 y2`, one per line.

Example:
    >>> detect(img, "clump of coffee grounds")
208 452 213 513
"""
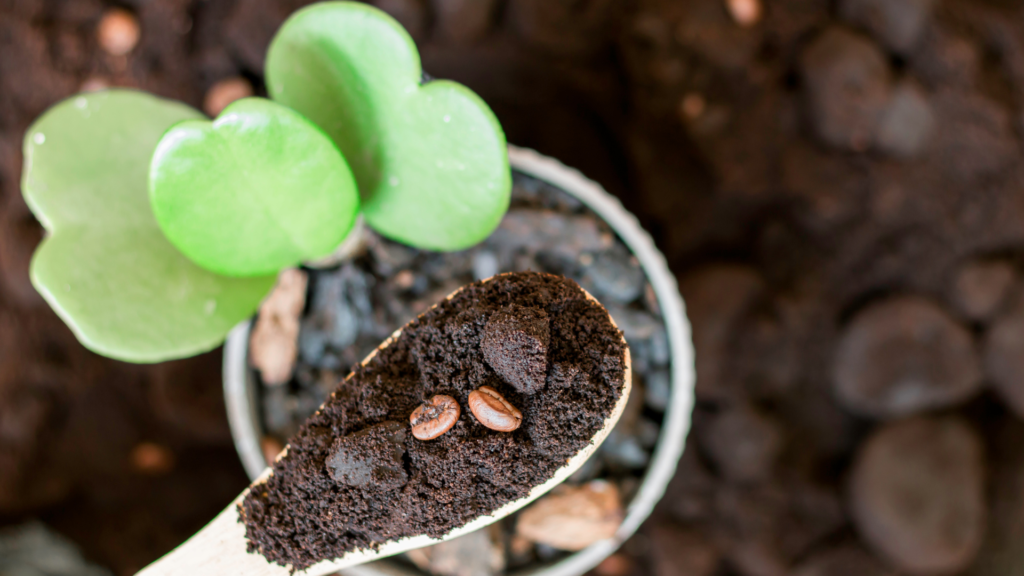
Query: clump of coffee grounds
240 272 627 571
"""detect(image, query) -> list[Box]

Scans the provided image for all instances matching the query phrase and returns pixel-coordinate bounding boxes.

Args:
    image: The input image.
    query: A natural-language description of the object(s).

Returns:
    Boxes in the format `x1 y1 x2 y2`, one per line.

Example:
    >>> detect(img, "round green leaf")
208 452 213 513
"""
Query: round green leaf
21 90 276 363
265 1 511 252
149 97 360 277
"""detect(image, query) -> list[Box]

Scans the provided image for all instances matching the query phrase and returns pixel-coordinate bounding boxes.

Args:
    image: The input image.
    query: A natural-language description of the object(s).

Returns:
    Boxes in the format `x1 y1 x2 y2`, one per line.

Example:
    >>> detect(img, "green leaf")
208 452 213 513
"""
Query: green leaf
149 97 360 277
22 90 276 363
265 1 511 252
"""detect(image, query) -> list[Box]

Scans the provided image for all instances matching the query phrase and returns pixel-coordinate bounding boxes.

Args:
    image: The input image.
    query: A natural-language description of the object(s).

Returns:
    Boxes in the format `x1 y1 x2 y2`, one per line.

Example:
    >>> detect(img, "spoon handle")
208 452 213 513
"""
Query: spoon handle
134 490 293 576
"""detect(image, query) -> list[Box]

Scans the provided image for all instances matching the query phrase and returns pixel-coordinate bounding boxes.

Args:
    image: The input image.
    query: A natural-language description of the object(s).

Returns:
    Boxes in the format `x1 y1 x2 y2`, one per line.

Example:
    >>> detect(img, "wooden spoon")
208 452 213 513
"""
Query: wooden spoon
135 274 632 576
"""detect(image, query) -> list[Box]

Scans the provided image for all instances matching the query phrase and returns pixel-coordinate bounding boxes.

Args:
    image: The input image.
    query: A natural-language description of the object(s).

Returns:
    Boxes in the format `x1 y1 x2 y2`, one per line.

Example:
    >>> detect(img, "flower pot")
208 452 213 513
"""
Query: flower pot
223 145 695 576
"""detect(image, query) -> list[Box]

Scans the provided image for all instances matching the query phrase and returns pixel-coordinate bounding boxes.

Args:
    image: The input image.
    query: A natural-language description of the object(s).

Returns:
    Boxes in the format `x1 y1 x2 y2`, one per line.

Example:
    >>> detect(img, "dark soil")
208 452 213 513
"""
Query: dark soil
241 272 626 570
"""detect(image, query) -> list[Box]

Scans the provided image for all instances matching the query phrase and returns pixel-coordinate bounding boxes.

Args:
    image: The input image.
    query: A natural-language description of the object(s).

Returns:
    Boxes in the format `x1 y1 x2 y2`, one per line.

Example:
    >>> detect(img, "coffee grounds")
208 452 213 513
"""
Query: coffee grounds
240 272 627 570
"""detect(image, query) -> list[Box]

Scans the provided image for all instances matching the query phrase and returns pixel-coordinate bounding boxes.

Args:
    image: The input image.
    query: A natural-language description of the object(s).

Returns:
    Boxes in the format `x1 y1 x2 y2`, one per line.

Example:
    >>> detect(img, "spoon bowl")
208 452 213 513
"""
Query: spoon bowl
136 274 631 576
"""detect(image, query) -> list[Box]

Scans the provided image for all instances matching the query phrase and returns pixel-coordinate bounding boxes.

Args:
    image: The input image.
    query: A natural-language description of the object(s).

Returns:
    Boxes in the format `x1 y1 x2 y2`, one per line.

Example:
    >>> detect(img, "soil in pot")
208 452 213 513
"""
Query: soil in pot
249 171 672 574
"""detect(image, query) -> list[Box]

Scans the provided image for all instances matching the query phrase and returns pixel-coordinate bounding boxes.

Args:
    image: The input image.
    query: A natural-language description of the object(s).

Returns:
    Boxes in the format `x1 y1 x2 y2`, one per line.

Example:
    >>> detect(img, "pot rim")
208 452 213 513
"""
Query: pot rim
223 145 695 576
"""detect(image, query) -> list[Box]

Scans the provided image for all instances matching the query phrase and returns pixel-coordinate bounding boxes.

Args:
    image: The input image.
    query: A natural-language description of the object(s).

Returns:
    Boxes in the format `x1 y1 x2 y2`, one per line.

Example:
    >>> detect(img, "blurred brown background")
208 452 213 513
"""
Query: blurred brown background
3 0 1024 575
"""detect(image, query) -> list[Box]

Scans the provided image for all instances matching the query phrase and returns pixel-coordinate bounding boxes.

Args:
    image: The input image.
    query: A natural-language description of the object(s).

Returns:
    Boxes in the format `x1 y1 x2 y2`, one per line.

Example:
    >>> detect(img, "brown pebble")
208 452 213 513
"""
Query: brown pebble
849 416 985 573
468 386 522 432
984 292 1024 417
261 436 284 465
833 296 982 418
517 481 623 551
203 77 254 117
395 270 415 289
97 8 140 56
130 442 174 475
951 259 1015 322
681 93 706 120
725 0 762 27
79 77 109 93
800 27 891 151
249 269 307 386
410 395 460 440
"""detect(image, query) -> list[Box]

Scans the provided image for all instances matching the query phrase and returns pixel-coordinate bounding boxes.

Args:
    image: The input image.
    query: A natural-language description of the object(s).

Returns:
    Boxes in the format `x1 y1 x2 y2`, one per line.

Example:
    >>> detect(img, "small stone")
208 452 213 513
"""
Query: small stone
849 417 985 573
489 210 606 262
637 417 660 449
583 247 645 303
833 296 982 418
840 0 935 54
394 270 416 290
644 369 671 411
601 373 648 469
203 77 253 117
516 481 623 551
681 93 706 120
299 267 369 366
432 0 498 44
600 432 649 470
700 405 782 483
79 77 108 92
725 0 762 27
97 8 140 56
647 521 721 576
607 307 662 344
326 421 408 490
130 442 175 475
262 385 297 437
952 259 1015 322
983 293 1024 418
407 526 505 576
792 544 895 576
472 250 500 281
250 269 308 386
261 436 284 465
649 326 670 366
482 305 549 394
800 27 891 151
875 81 935 158
534 544 562 561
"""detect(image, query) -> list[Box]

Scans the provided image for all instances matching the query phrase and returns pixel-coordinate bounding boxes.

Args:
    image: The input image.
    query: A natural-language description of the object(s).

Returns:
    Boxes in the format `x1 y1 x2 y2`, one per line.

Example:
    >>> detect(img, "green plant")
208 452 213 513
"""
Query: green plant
21 1 511 363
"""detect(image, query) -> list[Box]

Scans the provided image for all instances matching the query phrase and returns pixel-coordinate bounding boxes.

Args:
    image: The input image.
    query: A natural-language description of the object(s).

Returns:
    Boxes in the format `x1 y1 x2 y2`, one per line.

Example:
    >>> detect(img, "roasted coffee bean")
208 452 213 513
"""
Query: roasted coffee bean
410 395 461 440
468 386 523 432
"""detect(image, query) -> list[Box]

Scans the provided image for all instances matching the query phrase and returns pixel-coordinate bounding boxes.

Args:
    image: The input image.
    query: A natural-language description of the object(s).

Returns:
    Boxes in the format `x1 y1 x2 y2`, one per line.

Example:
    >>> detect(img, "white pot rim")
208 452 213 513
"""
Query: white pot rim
223 145 695 576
